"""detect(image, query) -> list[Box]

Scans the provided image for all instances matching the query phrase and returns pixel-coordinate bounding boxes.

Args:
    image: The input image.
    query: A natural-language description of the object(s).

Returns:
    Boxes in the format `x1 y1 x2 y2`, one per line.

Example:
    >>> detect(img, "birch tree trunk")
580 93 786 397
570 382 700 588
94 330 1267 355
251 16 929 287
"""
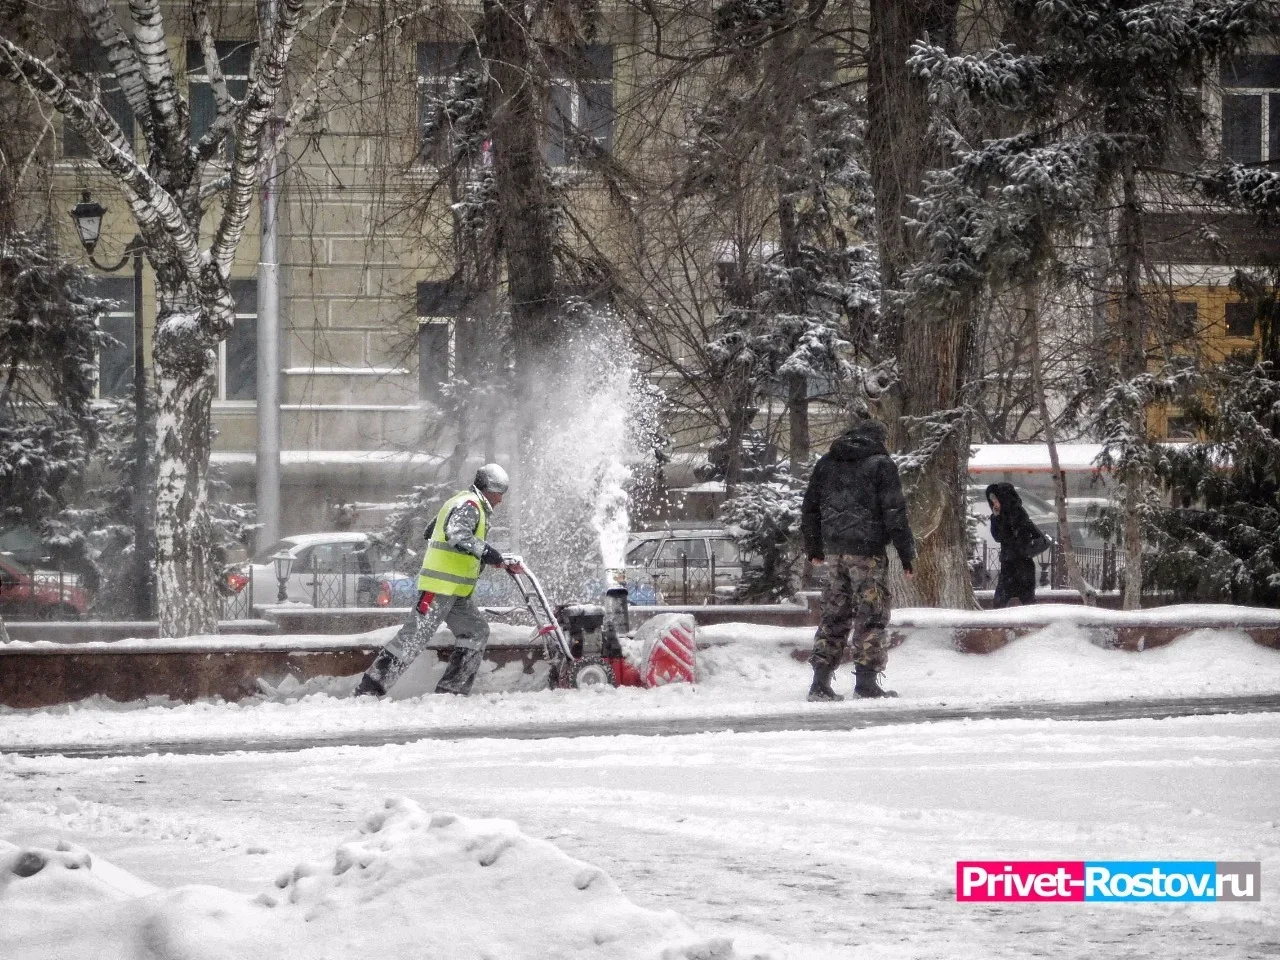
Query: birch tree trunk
0 0 387 634
153 294 222 636
1025 283 1097 605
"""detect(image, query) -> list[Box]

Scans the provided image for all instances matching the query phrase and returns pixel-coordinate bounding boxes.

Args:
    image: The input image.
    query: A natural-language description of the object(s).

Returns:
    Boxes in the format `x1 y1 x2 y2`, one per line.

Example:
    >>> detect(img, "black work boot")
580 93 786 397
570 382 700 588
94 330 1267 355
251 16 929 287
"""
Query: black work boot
854 664 898 699
807 662 845 702
354 649 401 697
353 673 385 697
435 648 484 695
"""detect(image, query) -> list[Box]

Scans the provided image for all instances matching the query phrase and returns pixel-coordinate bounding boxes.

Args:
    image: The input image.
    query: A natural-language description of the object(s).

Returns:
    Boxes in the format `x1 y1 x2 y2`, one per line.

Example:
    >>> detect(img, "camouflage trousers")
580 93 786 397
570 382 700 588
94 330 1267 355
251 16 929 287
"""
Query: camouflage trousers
811 554 891 672
364 591 490 695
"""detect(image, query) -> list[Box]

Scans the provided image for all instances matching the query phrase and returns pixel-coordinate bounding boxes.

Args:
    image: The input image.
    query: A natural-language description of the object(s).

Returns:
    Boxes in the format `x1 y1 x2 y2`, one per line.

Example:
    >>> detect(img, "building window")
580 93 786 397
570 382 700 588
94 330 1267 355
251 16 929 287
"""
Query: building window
219 279 257 401
188 40 254 146
63 44 135 158
91 278 135 399
1221 54 1280 165
417 281 478 401
1225 301 1256 338
1170 300 1198 340
1166 414 1197 439
546 45 615 166
417 42 486 167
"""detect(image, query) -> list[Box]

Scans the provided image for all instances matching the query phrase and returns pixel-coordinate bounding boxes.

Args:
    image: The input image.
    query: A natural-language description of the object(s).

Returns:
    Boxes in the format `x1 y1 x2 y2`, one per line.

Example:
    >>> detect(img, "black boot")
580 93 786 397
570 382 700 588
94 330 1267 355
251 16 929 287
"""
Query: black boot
807 662 845 702
354 649 401 697
854 664 898 699
435 648 484 696
353 673 385 697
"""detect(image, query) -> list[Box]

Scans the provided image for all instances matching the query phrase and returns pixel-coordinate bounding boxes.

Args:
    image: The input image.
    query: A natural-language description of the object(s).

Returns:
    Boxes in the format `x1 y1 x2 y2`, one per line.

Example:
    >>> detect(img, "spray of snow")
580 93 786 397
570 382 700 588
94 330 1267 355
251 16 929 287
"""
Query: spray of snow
518 310 661 599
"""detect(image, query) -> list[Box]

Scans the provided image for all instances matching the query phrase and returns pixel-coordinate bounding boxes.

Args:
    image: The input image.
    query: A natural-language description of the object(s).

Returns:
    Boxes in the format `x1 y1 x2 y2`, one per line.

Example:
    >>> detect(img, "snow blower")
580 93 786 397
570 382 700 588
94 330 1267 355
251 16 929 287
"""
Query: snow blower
501 556 697 690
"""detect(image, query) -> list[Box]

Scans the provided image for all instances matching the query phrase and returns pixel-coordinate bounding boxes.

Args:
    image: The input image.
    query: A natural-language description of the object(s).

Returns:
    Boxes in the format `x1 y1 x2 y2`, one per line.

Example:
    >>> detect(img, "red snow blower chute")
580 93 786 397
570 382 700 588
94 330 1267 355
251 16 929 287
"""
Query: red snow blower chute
502 556 698 690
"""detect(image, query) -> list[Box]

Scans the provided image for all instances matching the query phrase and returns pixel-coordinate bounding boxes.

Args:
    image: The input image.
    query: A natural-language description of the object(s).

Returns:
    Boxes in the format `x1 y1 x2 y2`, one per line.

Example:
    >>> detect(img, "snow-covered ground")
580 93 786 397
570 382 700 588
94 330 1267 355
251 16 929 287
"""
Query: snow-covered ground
3 621 1279 958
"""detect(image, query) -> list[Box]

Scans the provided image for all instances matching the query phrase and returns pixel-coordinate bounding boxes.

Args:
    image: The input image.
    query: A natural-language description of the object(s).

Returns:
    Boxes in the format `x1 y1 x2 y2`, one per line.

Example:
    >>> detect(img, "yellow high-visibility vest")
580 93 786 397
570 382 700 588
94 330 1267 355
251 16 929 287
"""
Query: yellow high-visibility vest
417 491 487 596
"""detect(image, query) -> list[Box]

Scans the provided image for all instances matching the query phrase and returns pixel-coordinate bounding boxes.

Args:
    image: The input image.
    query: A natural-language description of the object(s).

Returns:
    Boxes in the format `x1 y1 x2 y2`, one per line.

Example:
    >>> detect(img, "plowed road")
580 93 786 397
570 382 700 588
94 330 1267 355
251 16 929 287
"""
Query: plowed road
8 693 1280 759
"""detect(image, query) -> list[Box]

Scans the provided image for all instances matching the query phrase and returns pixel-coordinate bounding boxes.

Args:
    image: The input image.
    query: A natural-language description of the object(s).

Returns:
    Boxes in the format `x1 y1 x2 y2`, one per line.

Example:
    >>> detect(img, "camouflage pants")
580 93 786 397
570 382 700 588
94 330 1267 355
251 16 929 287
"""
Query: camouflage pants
811 554 891 671
365 592 490 694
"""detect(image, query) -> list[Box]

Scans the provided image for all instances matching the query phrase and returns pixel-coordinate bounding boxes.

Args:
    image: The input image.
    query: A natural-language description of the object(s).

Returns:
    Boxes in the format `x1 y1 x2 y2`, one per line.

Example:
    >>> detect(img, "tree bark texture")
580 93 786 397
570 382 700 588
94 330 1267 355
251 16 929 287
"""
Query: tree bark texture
483 0 561 377
866 0 972 608
1116 162 1147 610
152 287 222 638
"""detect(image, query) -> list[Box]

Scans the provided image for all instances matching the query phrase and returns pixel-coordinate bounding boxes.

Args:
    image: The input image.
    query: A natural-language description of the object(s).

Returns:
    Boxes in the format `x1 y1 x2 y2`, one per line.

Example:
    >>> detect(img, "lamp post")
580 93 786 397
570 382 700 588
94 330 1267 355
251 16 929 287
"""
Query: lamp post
272 551 294 603
69 190 153 620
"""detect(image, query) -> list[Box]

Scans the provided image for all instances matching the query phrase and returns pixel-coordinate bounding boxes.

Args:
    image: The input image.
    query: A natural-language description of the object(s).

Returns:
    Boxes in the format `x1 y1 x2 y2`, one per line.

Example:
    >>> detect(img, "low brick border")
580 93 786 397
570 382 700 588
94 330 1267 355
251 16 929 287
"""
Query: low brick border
4 605 1279 708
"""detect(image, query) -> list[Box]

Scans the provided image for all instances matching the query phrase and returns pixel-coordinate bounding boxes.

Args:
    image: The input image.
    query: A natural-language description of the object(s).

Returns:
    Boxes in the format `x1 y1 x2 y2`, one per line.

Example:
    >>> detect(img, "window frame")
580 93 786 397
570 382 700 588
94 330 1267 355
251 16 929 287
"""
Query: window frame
417 280 478 402
545 45 615 167
62 44 135 159
416 41 487 168
1225 301 1257 339
1219 53 1280 165
187 39 256 151
216 278 258 402
90 277 136 400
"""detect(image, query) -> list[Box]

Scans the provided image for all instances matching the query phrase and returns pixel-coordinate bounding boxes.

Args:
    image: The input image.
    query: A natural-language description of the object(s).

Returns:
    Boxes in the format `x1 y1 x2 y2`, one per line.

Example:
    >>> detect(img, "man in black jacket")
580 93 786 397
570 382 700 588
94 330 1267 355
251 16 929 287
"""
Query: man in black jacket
801 416 915 700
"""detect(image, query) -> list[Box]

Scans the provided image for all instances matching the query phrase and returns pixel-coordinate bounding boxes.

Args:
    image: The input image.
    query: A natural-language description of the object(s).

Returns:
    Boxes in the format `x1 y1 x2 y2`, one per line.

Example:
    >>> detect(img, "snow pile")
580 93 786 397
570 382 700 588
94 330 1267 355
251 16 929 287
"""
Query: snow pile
0 797 751 960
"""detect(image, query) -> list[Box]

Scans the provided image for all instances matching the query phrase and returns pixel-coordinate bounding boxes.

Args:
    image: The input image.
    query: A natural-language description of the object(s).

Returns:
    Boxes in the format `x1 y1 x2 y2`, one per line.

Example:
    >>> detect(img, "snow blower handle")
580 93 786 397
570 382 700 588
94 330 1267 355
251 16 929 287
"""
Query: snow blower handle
500 553 525 573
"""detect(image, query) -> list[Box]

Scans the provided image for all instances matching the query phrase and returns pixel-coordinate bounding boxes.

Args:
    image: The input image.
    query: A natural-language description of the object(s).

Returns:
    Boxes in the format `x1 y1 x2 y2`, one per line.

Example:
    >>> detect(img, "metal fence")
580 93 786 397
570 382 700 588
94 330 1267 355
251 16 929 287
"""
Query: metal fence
973 542 1122 592
220 576 255 620
646 554 723 604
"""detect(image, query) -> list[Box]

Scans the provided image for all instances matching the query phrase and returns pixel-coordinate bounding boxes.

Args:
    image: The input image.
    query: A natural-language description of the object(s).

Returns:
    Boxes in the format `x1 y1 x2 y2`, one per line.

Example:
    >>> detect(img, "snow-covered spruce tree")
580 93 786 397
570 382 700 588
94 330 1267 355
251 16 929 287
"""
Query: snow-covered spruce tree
0 2 435 636
60 396 152 617
906 0 1279 608
719 466 807 603
670 0 880 492
0 229 108 551
1144 271 1280 604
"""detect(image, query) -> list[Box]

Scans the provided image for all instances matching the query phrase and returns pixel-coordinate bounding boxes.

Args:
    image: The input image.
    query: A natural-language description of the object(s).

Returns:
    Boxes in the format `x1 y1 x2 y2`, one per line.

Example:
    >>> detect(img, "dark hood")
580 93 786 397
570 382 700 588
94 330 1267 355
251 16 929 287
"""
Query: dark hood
985 482 1022 509
829 420 890 462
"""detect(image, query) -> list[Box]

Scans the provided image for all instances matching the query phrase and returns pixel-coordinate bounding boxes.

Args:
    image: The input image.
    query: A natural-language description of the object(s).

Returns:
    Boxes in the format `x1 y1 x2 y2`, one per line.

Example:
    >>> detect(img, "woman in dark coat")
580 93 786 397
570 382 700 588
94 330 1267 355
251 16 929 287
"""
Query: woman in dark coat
986 482 1048 608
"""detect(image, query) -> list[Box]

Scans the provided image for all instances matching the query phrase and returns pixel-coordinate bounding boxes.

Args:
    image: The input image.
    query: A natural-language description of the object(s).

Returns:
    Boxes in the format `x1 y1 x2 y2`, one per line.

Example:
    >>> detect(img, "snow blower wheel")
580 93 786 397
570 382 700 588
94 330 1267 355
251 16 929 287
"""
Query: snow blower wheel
568 656 617 689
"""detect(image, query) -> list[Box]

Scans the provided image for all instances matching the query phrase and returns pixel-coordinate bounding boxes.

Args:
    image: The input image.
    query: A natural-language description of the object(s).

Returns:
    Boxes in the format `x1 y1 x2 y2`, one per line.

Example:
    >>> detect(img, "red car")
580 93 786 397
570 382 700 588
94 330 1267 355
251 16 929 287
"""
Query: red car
0 553 91 620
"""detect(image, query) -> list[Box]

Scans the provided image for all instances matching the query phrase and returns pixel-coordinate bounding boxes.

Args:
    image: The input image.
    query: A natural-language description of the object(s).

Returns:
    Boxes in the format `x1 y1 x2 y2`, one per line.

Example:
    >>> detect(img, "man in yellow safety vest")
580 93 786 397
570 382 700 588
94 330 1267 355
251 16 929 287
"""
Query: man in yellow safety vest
354 463 515 697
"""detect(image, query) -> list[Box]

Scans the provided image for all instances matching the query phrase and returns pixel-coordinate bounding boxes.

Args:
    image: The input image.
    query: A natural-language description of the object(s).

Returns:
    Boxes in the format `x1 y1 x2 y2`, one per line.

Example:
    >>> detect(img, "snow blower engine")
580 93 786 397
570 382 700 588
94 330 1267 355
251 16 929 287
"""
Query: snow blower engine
502 557 697 690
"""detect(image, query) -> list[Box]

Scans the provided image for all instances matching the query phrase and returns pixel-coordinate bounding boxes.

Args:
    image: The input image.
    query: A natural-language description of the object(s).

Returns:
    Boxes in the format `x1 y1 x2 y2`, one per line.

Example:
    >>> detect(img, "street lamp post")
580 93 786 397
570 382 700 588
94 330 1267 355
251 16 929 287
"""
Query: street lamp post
272 551 294 603
69 190 153 620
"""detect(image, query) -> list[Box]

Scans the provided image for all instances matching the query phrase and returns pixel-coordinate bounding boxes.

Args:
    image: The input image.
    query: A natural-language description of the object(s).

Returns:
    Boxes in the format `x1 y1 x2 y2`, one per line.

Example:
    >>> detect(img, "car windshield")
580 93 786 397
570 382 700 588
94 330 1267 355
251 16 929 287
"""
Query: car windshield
0 553 32 578
250 539 295 565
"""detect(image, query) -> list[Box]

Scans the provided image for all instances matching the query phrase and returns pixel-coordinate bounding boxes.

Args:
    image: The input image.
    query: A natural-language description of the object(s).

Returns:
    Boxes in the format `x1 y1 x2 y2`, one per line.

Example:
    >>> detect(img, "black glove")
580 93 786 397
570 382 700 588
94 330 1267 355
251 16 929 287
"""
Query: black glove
480 544 504 567
901 560 913 575
809 554 824 564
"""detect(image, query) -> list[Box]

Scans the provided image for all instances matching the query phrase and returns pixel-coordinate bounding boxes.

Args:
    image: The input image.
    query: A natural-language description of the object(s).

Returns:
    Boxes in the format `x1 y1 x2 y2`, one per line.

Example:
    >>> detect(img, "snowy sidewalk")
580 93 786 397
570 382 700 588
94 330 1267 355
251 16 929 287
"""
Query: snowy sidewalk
4 618 1280 757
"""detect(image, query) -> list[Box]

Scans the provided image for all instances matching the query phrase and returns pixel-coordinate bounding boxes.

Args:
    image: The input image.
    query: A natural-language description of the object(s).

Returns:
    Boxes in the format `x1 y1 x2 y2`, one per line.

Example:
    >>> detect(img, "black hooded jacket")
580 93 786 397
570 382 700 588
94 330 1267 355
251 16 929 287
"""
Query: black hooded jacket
985 482 1045 562
801 421 915 568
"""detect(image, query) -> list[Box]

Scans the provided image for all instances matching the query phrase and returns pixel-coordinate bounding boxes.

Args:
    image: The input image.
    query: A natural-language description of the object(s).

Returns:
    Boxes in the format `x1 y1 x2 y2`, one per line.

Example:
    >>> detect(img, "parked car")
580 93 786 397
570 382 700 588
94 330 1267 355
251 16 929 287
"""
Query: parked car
225 533 415 608
0 553 91 620
624 526 746 603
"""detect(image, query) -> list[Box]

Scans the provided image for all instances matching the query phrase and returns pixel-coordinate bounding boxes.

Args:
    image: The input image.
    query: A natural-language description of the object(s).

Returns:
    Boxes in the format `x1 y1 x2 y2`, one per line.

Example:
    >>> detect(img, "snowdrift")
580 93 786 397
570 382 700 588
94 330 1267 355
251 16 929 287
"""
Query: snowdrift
0 796 750 960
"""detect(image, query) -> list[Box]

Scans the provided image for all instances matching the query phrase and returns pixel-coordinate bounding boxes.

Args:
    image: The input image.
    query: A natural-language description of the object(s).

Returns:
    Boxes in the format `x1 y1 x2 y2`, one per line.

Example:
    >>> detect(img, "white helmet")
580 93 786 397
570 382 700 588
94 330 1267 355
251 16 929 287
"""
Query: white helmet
473 463 510 494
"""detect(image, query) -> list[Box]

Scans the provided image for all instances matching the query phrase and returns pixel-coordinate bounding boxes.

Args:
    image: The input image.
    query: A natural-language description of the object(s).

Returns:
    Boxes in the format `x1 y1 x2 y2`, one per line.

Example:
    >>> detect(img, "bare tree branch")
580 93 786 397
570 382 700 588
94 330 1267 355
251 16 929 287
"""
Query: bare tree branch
0 35 202 279
75 0 156 141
